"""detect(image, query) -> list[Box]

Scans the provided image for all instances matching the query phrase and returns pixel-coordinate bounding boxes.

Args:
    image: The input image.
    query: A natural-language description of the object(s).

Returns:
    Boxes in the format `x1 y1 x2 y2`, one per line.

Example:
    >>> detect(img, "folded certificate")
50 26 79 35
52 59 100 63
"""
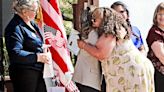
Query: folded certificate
43 51 54 78
67 30 80 55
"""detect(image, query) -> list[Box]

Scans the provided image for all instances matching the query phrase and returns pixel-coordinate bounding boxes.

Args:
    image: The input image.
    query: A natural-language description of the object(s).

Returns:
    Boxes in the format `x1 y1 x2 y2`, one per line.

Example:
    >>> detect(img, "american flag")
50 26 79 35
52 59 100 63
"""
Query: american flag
38 0 79 91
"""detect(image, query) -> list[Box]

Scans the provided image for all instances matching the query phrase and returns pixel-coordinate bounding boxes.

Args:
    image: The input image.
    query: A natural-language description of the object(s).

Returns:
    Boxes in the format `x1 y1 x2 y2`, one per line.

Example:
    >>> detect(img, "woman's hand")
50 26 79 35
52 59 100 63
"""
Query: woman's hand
117 26 127 39
42 44 51 52
37 52 51 64
139 45 146 55
77 39 87 49
44 31 55 40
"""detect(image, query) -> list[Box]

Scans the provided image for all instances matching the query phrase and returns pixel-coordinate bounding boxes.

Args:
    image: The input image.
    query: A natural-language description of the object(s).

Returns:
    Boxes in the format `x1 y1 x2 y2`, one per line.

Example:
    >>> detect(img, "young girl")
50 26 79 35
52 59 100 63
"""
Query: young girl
78 7 155 92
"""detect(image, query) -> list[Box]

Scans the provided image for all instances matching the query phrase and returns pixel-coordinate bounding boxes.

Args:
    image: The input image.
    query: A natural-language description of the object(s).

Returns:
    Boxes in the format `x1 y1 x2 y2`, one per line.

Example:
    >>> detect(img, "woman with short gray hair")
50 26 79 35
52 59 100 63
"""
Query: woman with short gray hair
12 0 39 13
5 0 49 92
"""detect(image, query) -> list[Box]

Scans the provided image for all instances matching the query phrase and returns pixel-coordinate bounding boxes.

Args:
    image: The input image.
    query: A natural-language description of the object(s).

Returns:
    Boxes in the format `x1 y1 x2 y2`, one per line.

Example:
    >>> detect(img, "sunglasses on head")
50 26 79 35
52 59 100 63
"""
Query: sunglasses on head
119 10 125 13
92 18 96 22
92 8 107 22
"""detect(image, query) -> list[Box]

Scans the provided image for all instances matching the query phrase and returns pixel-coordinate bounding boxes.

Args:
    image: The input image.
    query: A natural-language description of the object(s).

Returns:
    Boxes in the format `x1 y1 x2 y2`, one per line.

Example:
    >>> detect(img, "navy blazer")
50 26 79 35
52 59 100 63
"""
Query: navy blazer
5 14 44 71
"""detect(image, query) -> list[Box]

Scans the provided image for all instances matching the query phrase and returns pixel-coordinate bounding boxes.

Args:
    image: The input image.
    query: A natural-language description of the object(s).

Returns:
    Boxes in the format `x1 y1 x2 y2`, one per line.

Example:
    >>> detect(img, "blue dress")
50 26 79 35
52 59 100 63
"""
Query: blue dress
131 26 144 49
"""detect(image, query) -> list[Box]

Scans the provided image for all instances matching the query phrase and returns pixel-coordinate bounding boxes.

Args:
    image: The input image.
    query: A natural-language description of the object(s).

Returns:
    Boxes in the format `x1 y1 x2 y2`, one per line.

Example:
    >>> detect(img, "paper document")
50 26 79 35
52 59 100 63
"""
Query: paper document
67 30 80 55
43 51 54 78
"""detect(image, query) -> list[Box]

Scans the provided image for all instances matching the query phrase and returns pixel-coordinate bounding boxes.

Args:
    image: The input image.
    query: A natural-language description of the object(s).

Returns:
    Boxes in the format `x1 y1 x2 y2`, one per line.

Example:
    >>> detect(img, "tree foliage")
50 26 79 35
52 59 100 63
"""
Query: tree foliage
59 0 77 35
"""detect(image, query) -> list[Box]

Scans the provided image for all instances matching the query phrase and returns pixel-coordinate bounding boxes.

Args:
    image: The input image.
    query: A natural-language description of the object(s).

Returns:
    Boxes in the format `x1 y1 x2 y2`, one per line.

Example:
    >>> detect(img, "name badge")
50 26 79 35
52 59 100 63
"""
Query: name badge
31 32 37 38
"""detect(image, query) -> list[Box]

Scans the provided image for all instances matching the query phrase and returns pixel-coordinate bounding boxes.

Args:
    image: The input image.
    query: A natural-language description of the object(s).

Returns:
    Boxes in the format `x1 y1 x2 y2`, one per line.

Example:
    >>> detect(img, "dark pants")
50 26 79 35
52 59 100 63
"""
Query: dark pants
9 67 47 92
101 76 106 92
76 82 100 92
155 69 164 92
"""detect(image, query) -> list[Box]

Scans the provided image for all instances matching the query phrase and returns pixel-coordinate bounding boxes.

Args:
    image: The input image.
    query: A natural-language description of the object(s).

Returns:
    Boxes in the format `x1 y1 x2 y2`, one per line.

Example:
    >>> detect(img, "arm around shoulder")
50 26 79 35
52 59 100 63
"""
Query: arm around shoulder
82 34 116 60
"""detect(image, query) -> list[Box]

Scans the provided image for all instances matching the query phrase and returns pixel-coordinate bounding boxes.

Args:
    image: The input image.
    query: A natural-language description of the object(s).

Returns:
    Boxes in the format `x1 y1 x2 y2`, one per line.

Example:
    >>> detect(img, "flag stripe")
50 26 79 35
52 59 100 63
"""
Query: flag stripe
40 0 75 89
66 81 79 92
40 0 66 38
49 43 69 73
40 0 74 73
42 10 60 34
49 0 61 16
41 9 69 73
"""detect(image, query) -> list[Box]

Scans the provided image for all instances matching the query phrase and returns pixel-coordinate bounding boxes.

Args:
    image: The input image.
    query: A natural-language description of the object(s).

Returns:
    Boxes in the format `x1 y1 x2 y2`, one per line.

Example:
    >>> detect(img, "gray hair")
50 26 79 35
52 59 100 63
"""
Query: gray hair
12 0 39 13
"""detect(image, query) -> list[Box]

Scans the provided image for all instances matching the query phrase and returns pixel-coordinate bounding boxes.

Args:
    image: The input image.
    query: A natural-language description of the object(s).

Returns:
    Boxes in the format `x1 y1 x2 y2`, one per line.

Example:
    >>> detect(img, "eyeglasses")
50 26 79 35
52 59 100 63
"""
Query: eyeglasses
157 13 164 16
28 8 38 13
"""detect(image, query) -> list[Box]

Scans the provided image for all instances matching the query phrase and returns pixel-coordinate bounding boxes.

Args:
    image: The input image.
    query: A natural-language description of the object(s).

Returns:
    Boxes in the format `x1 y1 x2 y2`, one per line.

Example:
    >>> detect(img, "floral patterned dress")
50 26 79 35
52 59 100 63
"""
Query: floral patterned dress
101 39 155 92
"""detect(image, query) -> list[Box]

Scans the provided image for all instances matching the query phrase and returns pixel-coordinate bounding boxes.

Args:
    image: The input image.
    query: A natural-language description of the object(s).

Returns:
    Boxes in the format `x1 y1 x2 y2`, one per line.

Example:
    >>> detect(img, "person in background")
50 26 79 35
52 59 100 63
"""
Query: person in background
146 2 164 92
111 1 146 54
77 7 154 92
72 6 102 92
5 0 50 92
